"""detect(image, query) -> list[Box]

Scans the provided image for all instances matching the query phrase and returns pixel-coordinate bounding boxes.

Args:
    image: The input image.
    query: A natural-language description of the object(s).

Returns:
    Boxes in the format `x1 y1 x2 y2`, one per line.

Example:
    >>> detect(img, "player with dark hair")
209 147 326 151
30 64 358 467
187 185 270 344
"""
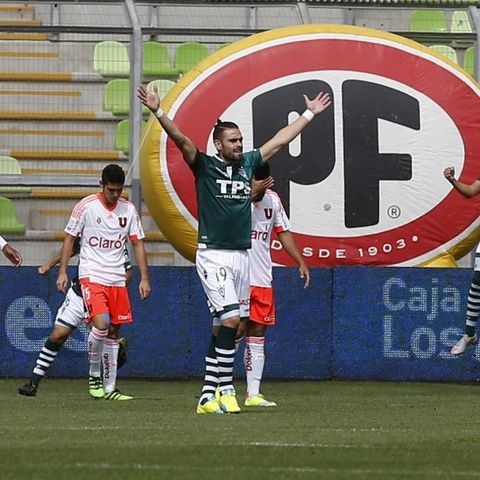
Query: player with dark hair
138 84 330 414
444 166 480 355
210 164 309 406
17 239 131 397
56 164 151 400
242 163 309 406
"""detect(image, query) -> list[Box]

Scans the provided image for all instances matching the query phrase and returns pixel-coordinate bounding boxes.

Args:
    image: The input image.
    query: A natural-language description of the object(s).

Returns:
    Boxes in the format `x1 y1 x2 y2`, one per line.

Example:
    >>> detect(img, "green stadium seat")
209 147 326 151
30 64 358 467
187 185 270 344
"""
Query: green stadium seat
105 79 150 115
114 119 147 154
146 79 176 100
104 79 130 115
451 11 473 33
463 46 475 76
174 42 210 74
93 41 130 77
409 10 447 33
143 41 177 76
0 196 25 234
0 155 31 194
429 45 458 64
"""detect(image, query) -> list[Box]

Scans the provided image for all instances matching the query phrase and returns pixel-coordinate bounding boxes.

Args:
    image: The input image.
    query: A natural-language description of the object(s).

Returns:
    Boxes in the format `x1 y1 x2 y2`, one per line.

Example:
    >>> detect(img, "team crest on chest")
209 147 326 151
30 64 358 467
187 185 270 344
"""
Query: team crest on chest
237 167 249 181
264 208 273 220
118 217 127 228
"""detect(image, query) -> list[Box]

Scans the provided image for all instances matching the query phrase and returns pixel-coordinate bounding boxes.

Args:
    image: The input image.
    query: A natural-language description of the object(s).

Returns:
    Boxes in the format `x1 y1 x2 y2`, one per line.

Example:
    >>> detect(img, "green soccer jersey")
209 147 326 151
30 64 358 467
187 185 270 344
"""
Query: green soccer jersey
189 149 263 250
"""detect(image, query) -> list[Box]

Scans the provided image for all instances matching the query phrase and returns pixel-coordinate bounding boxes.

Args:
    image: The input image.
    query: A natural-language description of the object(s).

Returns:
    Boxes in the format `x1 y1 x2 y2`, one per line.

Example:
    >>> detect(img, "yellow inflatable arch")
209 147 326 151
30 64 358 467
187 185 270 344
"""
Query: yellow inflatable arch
140 24 480 268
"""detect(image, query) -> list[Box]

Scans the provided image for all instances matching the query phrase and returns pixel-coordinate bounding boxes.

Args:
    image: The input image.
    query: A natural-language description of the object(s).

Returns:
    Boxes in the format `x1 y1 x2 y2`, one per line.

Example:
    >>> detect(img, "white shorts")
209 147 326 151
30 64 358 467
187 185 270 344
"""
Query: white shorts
54 286 87 329
196 248 250 321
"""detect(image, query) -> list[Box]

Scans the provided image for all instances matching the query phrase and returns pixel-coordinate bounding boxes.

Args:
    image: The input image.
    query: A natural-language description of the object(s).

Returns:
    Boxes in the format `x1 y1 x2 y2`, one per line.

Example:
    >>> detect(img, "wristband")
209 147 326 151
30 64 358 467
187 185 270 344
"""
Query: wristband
0 236 7 250
301 109 315 121
154 108 164 119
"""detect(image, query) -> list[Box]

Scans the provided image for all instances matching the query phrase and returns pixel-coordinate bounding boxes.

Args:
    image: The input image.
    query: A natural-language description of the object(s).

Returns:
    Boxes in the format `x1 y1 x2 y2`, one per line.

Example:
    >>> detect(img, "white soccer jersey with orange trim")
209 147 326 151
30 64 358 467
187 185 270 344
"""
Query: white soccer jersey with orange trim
250 189 290 287
65 193 145 286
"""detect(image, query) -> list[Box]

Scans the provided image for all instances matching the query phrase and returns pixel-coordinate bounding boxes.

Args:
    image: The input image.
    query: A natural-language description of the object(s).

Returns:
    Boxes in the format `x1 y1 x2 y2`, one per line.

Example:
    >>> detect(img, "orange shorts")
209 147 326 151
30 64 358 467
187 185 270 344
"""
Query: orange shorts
249 286 276 326
80 281 132 325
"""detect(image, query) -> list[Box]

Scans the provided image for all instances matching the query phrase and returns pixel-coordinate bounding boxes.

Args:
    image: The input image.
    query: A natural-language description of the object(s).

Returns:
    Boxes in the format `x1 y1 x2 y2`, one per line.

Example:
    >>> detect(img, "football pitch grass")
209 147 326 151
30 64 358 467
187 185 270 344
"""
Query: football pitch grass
1 379 480 480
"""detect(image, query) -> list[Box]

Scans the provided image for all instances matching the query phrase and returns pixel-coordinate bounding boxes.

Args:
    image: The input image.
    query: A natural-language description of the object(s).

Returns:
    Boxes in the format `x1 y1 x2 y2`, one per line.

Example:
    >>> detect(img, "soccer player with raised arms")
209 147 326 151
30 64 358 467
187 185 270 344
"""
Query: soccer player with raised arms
138 84 330 414
56 164 151 400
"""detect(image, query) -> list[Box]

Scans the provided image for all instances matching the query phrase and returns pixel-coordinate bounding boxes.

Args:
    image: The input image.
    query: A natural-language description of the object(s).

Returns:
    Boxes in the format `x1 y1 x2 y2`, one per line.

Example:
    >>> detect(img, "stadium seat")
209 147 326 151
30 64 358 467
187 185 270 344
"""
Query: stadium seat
93 41 130 77
104 79 130 115
114 119 147 154
143 41 177 76
429 45 458 64
146 79 176 100
0 155 31 194
105 79 150 115
0 196 26 234
174 42 209 74
463 46 475 76
451 11 473 34
409 10 447 33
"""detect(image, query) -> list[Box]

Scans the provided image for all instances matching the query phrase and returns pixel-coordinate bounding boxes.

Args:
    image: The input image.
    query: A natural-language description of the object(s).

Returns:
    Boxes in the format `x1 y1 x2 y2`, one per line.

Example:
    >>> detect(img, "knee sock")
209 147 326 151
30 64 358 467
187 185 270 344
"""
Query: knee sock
103 338 119 394
199 335 219 404
244 336 265 398
31 338 63 386
88 326 108 377
216 325 237 394
466 272 480 337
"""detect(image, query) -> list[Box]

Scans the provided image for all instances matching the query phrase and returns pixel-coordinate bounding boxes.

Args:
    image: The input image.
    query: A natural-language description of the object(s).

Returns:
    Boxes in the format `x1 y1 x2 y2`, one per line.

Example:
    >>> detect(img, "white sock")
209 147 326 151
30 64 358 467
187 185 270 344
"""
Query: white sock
244 336 265 398
88 327 108 377
103 338 119 393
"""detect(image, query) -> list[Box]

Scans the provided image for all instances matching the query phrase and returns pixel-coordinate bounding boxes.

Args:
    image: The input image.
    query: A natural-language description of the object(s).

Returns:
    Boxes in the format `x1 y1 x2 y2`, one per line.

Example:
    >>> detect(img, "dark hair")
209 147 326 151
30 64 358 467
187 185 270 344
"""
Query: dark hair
102 164 125 185
253 162 270 180
213 119 239 141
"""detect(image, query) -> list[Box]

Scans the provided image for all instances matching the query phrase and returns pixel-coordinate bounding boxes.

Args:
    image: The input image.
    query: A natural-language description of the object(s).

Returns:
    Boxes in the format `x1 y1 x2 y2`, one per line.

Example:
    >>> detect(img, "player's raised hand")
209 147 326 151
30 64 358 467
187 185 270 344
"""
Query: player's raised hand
303 92 331 115
444 166 455 182
3 244 22 267
137 84 160 113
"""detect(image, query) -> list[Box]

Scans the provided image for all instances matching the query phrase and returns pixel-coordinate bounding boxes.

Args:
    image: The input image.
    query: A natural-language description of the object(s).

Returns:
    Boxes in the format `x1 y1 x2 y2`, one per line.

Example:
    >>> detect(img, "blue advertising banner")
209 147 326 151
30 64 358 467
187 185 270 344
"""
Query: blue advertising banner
1 266 476 381
0 266 332 380
333 267 477 381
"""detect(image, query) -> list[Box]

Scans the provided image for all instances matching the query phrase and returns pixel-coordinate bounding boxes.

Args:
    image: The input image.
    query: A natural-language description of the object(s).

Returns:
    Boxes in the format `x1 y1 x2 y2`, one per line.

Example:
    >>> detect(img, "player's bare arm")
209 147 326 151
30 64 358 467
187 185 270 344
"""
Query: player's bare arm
131 239 151 300
260 92 331 162
137 84 197 164
278 230 310 288
56 234 76 293
2 243 23 267
38 254 61 276
444 166 480 198
39 241 80 276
